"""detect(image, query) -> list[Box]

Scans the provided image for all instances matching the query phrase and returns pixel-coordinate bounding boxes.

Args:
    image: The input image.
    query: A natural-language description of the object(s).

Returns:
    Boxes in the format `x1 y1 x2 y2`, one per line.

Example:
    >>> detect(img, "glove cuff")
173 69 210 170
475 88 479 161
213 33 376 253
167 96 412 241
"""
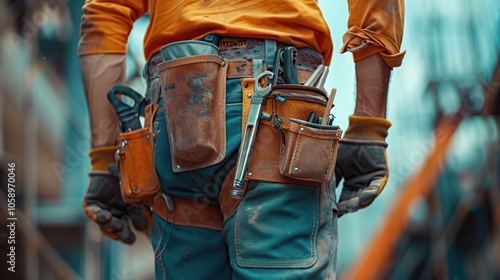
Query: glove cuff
89 145 119 171
343 115 391 142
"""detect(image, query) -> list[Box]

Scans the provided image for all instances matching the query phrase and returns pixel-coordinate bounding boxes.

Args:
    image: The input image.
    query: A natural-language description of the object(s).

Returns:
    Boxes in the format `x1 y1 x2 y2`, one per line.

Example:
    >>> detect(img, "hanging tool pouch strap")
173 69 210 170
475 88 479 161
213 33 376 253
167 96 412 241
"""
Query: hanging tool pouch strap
117 104 161 206
241 83 342 185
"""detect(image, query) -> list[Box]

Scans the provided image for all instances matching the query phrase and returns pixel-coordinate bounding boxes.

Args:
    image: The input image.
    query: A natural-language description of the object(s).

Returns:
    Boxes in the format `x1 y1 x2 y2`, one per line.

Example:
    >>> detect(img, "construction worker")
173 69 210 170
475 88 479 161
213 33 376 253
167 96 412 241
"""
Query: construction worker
79 0 405 279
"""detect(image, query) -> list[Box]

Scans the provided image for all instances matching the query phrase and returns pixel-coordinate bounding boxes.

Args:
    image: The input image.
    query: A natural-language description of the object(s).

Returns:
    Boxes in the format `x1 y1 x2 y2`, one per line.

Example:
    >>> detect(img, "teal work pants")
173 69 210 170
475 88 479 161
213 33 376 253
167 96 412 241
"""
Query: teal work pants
151 77 339 279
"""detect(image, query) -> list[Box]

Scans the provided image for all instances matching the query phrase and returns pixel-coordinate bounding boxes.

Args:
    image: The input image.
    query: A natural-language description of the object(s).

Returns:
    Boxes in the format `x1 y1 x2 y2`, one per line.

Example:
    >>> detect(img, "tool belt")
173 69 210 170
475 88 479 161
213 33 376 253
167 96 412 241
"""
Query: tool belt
154 38 323 173
218 37 323 84
240 81 342 187
153 193 223 231
145 37 337 224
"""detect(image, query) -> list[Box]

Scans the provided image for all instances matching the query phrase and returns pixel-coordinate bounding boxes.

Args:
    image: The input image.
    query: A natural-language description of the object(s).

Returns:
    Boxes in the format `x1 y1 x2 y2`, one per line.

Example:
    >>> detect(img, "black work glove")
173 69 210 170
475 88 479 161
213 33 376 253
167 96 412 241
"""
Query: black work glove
83 146 150 244
335 116 391 215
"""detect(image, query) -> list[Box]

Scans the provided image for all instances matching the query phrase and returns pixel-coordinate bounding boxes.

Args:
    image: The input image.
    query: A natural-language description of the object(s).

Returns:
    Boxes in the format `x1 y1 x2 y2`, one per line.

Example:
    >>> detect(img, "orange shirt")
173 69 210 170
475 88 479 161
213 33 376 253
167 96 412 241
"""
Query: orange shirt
79 0 405 67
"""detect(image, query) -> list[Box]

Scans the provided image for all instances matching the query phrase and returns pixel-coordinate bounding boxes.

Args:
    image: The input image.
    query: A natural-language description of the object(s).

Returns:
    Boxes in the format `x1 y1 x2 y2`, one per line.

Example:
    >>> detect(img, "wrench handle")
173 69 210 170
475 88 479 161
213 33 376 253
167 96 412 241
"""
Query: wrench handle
231 114 261 198
231 71 273 199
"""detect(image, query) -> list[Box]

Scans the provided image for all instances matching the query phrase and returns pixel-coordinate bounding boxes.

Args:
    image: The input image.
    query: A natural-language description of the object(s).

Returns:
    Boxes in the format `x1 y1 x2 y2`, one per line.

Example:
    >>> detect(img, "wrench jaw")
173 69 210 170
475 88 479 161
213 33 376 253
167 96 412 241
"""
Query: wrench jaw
230 71 274 199
254 71 275 97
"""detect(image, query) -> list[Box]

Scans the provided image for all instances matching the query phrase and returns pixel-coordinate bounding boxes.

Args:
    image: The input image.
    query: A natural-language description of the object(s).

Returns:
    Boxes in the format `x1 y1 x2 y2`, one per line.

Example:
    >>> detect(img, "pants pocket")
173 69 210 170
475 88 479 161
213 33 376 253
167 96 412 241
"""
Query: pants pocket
233 182 320 268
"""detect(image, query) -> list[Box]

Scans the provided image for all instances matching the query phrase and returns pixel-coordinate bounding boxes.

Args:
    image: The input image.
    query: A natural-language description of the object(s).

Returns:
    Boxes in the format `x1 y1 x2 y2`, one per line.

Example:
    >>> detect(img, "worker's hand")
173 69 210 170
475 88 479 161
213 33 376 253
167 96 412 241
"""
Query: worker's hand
335 116 391 215
83 146 150 244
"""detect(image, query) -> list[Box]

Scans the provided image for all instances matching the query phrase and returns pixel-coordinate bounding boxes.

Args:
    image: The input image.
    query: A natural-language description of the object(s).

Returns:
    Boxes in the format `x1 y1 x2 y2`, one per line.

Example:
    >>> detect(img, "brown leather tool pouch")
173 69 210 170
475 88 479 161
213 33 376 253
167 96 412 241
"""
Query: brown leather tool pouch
242 84 342 184
117 104 160 206
158 54 227 172
279 118 341 182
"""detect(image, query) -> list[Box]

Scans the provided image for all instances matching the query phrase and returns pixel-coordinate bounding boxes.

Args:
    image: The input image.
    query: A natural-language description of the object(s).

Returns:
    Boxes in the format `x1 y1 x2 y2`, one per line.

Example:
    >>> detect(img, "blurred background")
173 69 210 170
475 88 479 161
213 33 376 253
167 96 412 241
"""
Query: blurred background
0 0 499 279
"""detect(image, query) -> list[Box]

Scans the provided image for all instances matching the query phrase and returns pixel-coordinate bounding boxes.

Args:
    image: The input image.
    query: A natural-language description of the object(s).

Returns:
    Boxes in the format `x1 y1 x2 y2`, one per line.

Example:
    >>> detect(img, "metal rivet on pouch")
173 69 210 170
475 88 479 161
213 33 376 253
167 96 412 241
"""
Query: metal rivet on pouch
219 154 224 159
133 186 138 191
293 167 299 172
280 149 285 153
323 170 328 175
146 135 150 139
175 165 181 170
247 93 252 98
300 127 304 132
247 171 253 176
222 61 226 67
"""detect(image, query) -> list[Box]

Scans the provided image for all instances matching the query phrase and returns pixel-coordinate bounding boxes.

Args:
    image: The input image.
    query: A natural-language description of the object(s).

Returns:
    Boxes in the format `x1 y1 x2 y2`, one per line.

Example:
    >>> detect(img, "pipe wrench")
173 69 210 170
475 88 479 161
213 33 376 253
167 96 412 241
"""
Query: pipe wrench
231 71 274 199
107 84 146 132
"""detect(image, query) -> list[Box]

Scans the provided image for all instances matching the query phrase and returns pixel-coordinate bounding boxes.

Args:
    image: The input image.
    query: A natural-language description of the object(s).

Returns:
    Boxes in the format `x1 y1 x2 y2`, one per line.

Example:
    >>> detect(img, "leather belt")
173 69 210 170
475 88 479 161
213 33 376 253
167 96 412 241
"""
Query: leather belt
144 37 324 83
147 56 315 84
218 37 324 73
225 59 315 84
153 193 223 231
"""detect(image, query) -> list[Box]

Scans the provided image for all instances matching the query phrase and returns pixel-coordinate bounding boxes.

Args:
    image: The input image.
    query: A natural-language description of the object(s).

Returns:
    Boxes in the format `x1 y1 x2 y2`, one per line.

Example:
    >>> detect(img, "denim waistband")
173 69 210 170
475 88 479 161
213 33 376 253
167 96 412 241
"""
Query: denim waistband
143 37 324 82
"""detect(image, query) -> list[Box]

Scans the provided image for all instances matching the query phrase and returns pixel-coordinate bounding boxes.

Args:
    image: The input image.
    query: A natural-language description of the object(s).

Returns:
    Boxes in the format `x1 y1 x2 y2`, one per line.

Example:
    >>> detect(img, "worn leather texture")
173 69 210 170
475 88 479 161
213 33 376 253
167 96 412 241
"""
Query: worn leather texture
158 54 227 172
153 193 223 231
265 85 330 122
241 84 340 185
117 104 160 206
279 118 342 182
241 78 254 137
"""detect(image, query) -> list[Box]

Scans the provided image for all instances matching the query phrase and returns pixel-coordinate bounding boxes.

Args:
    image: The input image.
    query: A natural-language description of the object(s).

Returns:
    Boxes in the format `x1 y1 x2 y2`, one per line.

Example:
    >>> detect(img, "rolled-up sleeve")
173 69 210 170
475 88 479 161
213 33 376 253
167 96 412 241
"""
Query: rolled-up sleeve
78 0 148 56
340 0 406 68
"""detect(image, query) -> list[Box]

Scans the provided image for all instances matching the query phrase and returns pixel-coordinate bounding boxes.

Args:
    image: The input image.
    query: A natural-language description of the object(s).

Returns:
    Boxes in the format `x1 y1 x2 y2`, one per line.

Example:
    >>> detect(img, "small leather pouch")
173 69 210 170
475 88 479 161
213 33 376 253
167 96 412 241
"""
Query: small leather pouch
117 104 160 206
158 54 227 172
241 83 342 185
279 118 342 182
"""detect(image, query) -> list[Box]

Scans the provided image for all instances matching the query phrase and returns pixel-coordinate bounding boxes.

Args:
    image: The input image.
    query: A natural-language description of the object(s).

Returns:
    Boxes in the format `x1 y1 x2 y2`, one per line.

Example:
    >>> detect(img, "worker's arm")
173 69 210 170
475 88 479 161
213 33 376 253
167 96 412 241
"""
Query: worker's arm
79 0 148 147
354 54 391 118
335 0 405 215
79 0 149 243
345 0 405 118
80 54 125 148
